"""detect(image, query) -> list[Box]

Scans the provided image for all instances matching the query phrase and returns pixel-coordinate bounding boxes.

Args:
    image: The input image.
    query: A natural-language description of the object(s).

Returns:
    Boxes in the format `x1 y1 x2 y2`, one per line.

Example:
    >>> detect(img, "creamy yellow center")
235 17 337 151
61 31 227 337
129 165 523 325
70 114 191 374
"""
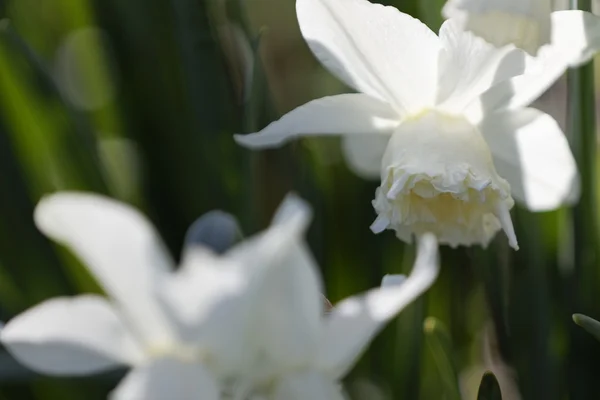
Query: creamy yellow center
371 111 517 249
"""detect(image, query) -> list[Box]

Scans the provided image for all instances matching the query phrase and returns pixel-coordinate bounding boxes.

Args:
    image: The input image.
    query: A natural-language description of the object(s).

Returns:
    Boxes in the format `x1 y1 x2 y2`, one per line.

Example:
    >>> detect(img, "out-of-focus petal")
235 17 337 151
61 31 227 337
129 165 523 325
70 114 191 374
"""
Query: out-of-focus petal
158 248 249 375
110 358 220 400
297 0 440 113
317 234 439 378
270 193 313 230
252 242 323 368
1 296 142 376
442 0 552 55
224 194 312 274
271 370 345 400
223 194 318 370
547 10 600 67
34 193 174 345
234 94 398 149
380 274 406 287
480 108 579 211
467 10 600 117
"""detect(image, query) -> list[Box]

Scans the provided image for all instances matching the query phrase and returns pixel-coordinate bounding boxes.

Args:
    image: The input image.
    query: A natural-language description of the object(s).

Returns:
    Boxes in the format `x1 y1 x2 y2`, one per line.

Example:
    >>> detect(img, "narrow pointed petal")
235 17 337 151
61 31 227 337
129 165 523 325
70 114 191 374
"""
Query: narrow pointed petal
225 194 312 269
234 94 398 149
110 358 220 400
297 0 441 113
479 108 579 211
270 193 313 229
0 296 142 376
436 18 526 113
469 10 600 116
317 234 439 378
495 202 519 250
34 193 175 345
341 135 390 180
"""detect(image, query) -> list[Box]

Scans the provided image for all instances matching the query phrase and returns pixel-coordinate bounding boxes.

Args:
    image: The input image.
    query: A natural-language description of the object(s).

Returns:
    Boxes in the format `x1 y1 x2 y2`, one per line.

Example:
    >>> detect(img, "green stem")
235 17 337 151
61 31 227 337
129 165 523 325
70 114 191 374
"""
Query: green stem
567 0 599 398
568 0 598 312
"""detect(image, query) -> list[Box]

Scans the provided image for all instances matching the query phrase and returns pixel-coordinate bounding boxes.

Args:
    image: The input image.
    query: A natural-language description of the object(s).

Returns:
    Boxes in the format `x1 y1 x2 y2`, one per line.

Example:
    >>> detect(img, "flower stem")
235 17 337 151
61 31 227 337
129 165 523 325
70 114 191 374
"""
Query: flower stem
567 0 600 397
567 0 598 309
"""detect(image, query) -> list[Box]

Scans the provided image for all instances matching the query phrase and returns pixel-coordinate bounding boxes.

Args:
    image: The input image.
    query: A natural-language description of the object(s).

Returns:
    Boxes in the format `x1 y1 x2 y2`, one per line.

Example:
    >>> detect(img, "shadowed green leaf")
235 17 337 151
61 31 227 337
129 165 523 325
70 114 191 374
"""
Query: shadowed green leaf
424 317 461 400
573 313 600 342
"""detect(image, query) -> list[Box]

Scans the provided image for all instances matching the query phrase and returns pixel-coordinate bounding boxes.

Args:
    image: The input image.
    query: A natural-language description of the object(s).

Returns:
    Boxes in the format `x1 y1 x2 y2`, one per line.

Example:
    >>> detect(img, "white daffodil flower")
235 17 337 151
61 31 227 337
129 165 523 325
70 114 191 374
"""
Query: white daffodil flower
236 233 439 400
235 0 600 249
442 0 553 55
0 192 312 400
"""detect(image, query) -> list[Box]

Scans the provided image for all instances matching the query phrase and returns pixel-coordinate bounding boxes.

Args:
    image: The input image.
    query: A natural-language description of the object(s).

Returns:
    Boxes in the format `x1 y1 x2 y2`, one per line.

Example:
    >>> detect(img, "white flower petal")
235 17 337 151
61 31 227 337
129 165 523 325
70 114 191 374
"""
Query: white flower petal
234 94 398 149
225 195 312 271
380 274 406 288
341 135 390 180
0 296 142 376
436 18 526 113
442 0 552 55
259 196 322 367
110 358 220 400
253 242 323 368
317 234 439 378
297 0 440 113
480 108 579 211
270 193 313 229
547 11 600 67
34 193 175 346
468 11 600 116
271 371 345 400
158 248 250 375
223 194 319 370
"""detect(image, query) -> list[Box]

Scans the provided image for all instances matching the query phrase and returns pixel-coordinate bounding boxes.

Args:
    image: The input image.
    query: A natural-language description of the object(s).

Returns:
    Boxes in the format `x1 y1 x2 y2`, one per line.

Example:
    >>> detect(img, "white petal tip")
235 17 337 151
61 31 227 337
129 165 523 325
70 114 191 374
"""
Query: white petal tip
233 134 254 147
272 193 313 230
233 132 286 149
495 203 519 251
381 274 407 287
33 192 87 236
508 235 519 251
370 215 389 234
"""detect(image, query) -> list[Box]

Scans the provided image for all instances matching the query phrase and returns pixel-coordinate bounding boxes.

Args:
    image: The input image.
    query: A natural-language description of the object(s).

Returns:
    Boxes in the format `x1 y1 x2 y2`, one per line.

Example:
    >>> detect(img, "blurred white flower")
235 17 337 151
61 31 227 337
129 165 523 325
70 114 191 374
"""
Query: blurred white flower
235 0 600 249
0 192 312 400
235 233 439 400
442 0 552 55
381 274 406 287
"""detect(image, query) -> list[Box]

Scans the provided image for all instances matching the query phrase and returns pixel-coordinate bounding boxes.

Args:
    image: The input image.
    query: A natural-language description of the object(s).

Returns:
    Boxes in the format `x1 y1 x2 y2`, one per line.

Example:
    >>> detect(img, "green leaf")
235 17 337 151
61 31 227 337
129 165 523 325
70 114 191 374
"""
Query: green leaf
573 313 600 342
477 371 502 400
424 317 461 400
417 0 446 31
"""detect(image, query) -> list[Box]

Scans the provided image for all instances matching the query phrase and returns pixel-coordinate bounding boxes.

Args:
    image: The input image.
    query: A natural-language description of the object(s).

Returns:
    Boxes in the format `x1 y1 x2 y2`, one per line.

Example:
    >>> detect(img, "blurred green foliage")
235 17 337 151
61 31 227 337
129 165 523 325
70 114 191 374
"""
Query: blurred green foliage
0 0 599 399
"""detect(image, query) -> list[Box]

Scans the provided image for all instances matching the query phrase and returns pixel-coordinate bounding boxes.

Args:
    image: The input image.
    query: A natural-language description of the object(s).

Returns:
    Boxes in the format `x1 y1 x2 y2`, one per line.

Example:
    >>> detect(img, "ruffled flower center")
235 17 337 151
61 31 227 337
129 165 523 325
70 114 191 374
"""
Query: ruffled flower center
371 111 518 249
